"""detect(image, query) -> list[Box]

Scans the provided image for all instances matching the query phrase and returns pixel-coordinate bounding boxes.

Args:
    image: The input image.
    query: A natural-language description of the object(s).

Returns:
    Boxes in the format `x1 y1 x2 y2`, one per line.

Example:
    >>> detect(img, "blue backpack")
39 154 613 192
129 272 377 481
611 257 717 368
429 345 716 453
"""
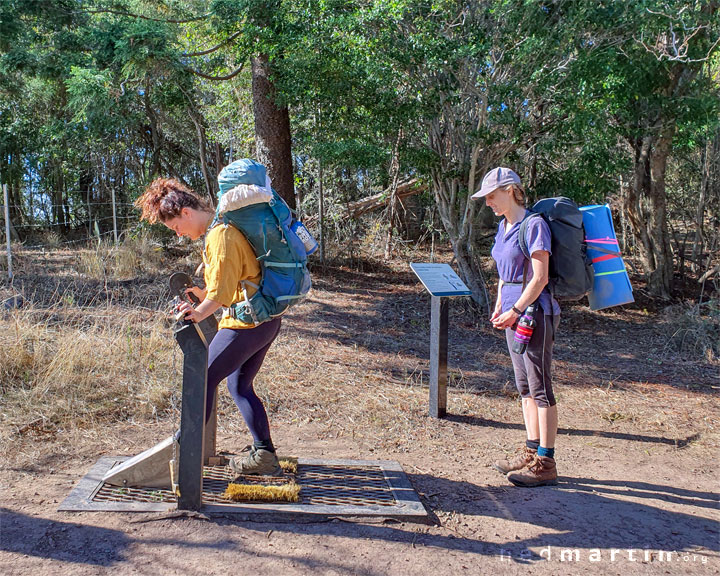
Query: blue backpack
215 159 311 325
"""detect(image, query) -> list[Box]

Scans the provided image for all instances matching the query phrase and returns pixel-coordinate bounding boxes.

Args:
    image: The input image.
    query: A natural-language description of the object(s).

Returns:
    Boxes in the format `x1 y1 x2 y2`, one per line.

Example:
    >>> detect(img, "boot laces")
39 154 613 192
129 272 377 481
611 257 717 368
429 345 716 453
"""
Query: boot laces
527 455 544 475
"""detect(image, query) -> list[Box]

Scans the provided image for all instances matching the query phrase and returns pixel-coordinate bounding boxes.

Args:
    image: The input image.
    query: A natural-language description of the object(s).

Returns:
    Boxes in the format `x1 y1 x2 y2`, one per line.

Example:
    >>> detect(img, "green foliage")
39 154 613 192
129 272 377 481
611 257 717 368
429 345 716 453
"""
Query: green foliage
1 0 718 299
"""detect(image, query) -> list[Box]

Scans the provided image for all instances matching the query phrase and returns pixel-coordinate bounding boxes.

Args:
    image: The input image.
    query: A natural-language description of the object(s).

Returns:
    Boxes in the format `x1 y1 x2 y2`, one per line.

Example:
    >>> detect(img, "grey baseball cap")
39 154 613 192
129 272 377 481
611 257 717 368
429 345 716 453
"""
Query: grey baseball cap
471 167 521 199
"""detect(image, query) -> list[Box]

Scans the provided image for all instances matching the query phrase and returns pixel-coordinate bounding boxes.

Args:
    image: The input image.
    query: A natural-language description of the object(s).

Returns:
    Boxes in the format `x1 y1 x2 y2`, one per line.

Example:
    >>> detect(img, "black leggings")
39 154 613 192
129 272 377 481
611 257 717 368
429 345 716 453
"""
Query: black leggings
206 318 281 443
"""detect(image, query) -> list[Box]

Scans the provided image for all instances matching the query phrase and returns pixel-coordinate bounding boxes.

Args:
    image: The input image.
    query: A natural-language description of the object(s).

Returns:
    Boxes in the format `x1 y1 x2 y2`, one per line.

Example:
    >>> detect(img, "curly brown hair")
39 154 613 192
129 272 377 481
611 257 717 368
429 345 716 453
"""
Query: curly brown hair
135 178 212 224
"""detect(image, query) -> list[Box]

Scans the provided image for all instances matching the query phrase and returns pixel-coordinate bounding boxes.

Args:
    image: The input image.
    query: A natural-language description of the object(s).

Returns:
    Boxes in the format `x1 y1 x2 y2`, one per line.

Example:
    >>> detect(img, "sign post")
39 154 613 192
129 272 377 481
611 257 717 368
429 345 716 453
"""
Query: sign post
410 263 471 418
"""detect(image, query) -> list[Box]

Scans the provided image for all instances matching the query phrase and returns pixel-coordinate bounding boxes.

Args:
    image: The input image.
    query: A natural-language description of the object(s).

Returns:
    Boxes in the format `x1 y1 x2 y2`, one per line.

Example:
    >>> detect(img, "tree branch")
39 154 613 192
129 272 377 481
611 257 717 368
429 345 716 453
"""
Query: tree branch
186 63 246 81
183 31 243 57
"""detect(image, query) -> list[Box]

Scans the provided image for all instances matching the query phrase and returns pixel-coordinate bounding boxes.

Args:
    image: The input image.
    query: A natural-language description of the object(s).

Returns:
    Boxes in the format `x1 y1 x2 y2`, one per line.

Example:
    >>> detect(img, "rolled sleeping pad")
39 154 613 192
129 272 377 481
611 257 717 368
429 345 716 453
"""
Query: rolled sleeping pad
580 204 634 311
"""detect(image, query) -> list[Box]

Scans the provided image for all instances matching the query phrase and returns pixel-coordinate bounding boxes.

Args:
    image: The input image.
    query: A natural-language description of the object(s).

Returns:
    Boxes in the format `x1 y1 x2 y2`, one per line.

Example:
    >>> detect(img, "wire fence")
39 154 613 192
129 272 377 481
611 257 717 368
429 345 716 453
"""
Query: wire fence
4 202 138 208
10 215 138 229
20 230 121 250
1 194 147 279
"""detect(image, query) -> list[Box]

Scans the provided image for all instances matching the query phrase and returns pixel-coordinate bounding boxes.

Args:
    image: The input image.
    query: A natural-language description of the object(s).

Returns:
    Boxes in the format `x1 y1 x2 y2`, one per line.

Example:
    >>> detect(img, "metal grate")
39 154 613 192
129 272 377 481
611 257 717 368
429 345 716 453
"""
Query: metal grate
60 456 428 520
298 464 396 506
92 462 396 507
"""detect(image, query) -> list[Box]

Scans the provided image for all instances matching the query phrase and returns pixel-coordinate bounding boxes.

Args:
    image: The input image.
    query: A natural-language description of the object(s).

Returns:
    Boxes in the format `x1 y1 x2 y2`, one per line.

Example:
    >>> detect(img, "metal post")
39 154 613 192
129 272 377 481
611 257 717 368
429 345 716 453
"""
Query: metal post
173 321 209 511
198 316 218 464
111 186 118 244
3 183 12 281
429 296 448 418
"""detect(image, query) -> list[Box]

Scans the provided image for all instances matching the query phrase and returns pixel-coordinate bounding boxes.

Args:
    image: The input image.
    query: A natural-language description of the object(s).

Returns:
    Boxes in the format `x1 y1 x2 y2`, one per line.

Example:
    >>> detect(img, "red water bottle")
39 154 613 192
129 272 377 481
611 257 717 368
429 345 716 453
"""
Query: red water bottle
511 303 537 354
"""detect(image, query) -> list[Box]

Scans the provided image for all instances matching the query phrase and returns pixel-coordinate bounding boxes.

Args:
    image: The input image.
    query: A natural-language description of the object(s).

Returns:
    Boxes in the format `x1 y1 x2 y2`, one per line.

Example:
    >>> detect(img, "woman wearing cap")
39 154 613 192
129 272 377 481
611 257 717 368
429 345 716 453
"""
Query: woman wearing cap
135 178 283 477
472 167 561 487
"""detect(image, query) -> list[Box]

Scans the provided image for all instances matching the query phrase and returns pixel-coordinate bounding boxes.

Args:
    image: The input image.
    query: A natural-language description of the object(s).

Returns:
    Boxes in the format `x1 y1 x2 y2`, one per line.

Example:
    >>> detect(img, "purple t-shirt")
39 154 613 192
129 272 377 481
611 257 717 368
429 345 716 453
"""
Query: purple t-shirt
491 211 561 316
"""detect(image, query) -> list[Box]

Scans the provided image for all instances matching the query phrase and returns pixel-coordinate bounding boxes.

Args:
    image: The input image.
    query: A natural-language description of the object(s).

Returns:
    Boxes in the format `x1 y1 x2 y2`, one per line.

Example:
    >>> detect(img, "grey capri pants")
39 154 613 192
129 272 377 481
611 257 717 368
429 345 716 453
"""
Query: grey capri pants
504 307 560 408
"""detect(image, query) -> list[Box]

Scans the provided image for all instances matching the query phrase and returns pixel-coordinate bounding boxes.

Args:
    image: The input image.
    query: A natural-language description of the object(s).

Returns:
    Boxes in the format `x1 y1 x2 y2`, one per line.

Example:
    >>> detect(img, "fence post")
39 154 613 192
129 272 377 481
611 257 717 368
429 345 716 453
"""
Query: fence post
319 160 325 263
111 187 118 244
3 183 12 281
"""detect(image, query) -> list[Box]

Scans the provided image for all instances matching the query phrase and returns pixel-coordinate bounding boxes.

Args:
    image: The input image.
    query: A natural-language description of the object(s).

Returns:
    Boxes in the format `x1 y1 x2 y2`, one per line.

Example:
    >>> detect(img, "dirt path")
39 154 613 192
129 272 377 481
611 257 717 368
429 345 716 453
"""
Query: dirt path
1 258 718 575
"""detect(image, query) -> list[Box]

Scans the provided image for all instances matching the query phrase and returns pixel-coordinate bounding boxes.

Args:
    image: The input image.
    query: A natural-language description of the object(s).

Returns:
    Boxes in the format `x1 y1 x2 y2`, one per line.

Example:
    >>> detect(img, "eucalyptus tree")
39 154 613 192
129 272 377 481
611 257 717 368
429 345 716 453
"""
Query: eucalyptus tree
380 0 719 301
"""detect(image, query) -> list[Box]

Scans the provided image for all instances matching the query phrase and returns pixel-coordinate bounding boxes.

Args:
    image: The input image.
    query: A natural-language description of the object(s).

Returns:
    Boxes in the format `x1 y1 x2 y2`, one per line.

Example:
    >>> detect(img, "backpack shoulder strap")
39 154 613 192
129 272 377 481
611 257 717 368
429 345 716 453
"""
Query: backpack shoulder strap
517 211 542 260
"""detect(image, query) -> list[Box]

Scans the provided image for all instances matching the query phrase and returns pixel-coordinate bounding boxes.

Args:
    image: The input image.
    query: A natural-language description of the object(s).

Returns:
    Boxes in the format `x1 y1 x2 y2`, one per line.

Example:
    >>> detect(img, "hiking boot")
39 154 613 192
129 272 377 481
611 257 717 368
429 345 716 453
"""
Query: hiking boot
229 447 282 477
493 446 537 475
507 456 558 487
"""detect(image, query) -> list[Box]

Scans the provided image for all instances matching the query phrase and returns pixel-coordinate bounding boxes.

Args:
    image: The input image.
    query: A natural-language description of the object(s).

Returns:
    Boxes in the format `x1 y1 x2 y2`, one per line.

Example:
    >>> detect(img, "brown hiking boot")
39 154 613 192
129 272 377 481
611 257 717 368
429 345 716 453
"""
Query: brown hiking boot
493 446 537 475
229 447 282 477
507 455 558 487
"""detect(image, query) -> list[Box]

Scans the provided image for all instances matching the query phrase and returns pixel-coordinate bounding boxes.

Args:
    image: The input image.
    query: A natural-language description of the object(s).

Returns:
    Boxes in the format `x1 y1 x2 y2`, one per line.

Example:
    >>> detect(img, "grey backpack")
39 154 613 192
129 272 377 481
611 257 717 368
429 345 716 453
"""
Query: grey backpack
518 197 595 301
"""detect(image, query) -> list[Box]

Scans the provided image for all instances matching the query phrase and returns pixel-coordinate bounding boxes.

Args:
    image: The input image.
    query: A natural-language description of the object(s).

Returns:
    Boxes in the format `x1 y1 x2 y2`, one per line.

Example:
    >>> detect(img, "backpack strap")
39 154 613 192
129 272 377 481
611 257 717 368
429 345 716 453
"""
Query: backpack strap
586 244 621 256
517 212 543 260
510 212 542 290
228 280 262 324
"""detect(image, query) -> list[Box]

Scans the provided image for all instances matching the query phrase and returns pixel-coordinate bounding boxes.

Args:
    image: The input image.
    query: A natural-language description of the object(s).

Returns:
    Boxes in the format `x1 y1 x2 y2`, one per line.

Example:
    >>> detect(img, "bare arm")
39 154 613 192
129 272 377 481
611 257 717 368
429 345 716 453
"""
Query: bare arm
491 250 549 330
490 279 504 321
176 291 222 323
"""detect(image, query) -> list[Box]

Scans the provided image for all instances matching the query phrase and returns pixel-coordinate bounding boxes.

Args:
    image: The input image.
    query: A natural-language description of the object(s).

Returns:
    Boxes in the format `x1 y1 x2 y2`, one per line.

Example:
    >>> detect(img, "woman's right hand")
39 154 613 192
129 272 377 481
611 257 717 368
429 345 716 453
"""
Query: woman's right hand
490 300 502 322
184 286 206 303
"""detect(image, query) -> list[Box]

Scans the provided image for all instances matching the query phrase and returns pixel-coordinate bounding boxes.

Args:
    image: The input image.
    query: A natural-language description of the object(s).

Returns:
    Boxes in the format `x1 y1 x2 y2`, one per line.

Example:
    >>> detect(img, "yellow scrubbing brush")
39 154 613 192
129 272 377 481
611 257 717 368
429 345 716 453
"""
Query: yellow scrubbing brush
223 482 300 502
278 457 298 475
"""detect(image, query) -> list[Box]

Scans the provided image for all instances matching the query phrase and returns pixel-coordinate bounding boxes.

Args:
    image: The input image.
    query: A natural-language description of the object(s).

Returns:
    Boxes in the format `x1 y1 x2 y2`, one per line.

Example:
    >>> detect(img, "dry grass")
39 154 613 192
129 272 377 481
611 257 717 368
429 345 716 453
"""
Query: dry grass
75 233 166 280
0 304 179 442
0 240 718 473
661 300 720 364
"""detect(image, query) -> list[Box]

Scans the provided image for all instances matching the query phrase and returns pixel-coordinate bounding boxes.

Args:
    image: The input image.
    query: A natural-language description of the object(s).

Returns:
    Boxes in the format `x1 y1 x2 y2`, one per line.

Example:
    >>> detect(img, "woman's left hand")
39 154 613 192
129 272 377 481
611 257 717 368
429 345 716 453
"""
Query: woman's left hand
491 309 518 330
175 297 223 324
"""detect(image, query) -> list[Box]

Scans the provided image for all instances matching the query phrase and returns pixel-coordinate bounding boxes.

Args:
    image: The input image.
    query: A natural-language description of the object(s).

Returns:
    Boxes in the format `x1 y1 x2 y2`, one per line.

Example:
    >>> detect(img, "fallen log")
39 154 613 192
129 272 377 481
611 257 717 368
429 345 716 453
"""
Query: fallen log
344 179 427 219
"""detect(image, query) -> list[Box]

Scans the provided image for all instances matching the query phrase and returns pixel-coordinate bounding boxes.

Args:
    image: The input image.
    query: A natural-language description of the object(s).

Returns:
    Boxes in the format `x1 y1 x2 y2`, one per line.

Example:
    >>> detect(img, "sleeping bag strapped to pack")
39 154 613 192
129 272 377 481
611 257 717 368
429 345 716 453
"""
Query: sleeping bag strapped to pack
216 158 312 325
518 197 595 301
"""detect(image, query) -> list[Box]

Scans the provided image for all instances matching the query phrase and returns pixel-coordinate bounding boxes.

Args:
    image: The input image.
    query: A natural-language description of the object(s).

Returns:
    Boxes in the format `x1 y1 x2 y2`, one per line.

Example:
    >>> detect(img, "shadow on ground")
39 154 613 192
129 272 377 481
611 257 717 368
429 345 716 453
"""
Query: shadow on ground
445 414 703 447
0 508 130 565
237 474 719 564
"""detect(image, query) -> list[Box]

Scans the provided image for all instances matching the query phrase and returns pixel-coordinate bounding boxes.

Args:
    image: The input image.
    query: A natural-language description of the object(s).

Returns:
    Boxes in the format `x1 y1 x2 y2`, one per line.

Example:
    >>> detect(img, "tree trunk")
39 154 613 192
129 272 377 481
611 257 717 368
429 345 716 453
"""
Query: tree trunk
647 127 675 297
624 126 674 299
8 168 25 230
398 194 424 241
144 85 162 178
345 179 426 218
4 180 21 241
188 106 216 205
318 161 325 262
384 130 402 260
692 137 710 273
251 53 295 209
430 166 489 308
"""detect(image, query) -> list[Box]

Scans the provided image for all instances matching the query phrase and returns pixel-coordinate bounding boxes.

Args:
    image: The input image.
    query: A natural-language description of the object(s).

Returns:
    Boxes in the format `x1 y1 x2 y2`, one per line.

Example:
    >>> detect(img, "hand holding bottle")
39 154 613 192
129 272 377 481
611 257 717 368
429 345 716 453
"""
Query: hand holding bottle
511 303 537 354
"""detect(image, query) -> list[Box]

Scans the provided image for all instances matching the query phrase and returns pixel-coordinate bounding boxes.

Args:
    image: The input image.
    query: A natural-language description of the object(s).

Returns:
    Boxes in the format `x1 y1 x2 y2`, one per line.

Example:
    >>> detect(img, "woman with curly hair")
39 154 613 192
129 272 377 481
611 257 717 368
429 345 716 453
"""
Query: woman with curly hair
136 178 283 477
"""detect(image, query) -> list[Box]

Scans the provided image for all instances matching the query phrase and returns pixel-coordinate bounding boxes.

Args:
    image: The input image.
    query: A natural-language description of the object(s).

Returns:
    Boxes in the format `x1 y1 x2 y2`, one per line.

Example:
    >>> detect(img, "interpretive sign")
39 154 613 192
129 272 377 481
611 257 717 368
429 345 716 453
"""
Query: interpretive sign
410 263 471 418
410 263 471 297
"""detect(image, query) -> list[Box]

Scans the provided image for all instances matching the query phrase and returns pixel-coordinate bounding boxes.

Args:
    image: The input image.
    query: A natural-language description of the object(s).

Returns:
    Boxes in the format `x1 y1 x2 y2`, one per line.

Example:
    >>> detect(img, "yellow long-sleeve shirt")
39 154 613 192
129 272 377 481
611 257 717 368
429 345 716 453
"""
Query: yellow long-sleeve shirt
203 223 261 330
